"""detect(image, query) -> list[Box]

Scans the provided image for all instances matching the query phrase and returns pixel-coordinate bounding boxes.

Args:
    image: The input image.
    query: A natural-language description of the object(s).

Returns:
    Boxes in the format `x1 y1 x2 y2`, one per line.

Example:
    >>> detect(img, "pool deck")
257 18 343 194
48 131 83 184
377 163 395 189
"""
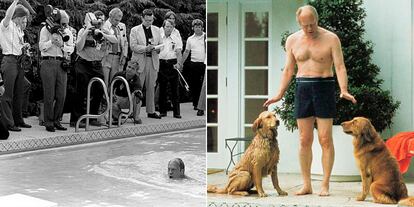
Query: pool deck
208 171 414 207
1 102 205 154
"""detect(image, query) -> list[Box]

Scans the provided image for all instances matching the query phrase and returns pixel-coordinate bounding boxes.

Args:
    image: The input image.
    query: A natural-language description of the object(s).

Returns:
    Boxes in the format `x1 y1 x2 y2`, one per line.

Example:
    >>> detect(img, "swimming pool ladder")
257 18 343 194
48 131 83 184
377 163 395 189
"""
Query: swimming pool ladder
75 77 110 132
108 76 134 128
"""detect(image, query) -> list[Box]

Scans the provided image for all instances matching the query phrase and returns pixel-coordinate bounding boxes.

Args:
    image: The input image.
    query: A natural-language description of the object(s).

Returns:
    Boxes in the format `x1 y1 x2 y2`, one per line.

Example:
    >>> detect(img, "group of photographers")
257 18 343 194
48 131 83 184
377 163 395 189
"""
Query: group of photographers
0 0 206 136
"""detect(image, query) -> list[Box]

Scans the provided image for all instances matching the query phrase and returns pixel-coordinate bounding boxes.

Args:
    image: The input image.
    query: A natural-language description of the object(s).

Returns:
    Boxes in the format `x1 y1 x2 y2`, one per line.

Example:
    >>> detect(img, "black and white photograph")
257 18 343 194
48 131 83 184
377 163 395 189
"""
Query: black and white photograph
0 0 206 206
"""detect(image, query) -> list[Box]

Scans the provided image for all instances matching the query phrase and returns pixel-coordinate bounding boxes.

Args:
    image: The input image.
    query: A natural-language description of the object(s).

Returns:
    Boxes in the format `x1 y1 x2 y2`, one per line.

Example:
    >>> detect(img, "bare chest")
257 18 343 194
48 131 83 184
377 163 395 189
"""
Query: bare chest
292 40 332 63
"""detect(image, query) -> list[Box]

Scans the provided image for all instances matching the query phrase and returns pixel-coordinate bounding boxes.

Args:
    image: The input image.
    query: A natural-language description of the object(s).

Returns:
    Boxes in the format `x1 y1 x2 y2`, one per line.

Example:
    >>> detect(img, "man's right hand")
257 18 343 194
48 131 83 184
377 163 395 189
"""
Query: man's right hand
263 95 282 108
51 34 63 47
145 45 154 52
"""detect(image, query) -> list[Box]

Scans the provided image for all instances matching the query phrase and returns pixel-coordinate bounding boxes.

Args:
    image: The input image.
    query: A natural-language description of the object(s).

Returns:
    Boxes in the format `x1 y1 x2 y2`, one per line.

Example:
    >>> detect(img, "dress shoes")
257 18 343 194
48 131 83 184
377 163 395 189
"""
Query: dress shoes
54 123 67 131
173 114 182 119
160 113 167 117
18 123 32 128
8 126 21 132
46 126 55 132
134 118 143 124
197 110 204 116
147 113 161 119
70 122 86 128
89 119 102 126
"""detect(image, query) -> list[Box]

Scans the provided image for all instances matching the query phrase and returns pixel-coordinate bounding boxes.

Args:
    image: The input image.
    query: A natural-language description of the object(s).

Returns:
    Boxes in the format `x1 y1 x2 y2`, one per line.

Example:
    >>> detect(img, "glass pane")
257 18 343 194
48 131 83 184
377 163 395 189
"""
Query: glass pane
207 13 218 38
207 98 218 123
245 12 268 38
207 41 218 66
207 70 217 95
245 41 268 66
245 70 268 95
244 127 254 150
244 98 267 124
208 127 218 152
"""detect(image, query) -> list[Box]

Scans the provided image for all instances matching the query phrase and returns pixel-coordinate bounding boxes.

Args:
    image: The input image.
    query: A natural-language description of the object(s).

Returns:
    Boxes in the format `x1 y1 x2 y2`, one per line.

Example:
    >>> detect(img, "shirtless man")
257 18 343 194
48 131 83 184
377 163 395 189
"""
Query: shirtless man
263 5 356 196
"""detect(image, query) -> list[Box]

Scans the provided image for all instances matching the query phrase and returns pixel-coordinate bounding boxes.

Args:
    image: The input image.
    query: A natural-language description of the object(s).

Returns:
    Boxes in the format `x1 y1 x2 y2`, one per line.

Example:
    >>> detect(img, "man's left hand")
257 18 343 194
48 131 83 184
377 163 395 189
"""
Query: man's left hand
119 56 126 66
340 92 357 104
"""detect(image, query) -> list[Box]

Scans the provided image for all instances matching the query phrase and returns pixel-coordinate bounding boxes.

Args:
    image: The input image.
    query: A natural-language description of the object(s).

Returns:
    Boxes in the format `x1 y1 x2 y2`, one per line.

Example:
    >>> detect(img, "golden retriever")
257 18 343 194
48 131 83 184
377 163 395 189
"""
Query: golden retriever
341 117 414 205
207 111 287 197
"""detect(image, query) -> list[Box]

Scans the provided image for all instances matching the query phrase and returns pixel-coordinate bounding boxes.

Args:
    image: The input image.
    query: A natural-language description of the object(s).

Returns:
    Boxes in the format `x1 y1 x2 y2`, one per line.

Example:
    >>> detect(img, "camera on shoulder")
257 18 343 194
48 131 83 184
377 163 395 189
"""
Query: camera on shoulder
44 5 70 42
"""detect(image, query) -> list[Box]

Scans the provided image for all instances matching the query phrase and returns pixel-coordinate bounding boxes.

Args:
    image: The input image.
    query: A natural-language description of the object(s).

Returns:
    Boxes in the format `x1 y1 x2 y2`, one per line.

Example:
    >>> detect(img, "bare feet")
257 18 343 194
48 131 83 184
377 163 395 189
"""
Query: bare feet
295 186 313 195
319 185 330 196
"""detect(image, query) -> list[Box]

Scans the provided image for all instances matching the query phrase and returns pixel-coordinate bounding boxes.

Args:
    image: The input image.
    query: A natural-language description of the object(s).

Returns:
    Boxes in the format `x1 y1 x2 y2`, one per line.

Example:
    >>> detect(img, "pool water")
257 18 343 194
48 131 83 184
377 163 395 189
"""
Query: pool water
0 128 206 207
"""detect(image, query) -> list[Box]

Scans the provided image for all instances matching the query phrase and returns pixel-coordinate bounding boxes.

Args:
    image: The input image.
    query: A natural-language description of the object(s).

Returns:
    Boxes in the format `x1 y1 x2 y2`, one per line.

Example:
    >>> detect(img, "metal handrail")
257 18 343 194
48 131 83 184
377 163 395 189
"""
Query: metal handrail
108 76 133 128
75 77 109 132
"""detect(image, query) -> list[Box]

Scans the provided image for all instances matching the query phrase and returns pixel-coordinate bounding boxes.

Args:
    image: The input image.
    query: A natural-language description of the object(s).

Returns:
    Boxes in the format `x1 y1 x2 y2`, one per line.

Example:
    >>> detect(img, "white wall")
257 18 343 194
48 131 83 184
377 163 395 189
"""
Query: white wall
270 0 305 173
362 0 414 177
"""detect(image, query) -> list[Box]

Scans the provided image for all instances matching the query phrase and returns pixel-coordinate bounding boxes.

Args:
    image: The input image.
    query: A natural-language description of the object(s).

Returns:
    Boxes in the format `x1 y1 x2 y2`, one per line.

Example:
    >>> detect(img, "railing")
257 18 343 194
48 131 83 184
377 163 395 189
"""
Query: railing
75 77 109 132
108 76 133 128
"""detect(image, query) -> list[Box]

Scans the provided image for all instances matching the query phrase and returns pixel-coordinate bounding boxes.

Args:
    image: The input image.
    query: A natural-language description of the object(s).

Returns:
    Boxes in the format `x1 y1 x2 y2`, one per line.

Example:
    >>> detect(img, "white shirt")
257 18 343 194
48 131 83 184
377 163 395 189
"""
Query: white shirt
159 33 182 60
185 32 206 62
102 20 122 53
0 19 25 56
39 26 74 57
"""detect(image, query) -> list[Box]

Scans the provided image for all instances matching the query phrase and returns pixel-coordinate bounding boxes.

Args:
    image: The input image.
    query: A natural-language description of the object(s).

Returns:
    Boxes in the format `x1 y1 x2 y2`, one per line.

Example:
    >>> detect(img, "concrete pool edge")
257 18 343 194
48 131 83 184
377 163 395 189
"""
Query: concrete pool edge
0 119 206 155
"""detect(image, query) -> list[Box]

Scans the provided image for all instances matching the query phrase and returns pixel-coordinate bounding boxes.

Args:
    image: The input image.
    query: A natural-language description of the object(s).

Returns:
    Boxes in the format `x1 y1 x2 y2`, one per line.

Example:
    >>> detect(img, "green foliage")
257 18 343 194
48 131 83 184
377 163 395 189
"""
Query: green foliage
276 0 400 132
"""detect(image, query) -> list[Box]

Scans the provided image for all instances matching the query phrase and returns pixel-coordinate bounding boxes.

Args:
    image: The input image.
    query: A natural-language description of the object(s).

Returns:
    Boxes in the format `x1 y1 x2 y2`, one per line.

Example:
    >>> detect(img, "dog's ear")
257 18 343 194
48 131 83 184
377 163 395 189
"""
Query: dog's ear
361 122 375 143
252 117 262 133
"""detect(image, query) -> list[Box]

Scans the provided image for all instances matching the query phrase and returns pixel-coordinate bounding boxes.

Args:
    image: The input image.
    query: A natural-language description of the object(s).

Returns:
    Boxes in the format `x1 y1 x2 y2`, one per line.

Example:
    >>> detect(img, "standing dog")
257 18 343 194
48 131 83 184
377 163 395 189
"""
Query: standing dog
341 117 414 205
208 111 287 197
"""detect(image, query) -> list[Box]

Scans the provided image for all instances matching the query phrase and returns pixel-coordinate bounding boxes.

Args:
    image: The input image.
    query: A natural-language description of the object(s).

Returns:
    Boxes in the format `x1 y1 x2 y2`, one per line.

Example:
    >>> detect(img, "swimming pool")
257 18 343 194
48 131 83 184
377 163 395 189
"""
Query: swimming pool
0 128 206 207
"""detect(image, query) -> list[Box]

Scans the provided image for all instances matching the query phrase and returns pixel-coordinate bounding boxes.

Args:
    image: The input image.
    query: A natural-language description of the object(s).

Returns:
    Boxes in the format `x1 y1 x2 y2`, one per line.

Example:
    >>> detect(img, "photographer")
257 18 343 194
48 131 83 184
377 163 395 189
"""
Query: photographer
0 0 33 132
110 61 143 125
0 73 9 140
39 9 74 132
70 12 117 128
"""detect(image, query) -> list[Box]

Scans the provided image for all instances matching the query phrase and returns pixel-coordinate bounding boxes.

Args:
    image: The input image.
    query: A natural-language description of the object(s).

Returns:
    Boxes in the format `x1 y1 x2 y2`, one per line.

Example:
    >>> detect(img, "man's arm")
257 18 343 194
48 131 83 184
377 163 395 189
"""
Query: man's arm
3 0 19 28
263 35 296 107
76 28 88 52
332 35 356 103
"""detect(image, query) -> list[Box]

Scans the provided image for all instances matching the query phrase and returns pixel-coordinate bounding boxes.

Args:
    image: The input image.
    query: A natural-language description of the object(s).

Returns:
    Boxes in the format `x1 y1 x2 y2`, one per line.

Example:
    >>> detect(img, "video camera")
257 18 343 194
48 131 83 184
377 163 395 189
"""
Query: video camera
44 5 70 42
87 13 104 41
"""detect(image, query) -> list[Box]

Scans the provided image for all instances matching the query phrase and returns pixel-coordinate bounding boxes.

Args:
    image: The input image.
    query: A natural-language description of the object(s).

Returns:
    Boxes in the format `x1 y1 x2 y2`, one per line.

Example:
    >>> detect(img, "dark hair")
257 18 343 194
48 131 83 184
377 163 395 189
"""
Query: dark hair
192 19 204 27
94 10 104 18
164 11 176 20
142 9 153 17
169 158 185 171
162 19 175 27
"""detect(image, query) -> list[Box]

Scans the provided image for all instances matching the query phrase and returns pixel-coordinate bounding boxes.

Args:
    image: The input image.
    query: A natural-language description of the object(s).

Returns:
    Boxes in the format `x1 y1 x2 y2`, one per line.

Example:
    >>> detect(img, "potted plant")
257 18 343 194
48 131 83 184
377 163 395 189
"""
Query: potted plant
275 0 400 181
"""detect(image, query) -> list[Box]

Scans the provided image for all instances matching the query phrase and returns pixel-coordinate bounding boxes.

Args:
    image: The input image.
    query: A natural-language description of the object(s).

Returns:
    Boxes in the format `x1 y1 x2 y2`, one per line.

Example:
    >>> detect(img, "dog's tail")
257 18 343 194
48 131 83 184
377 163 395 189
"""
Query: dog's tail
399 197 414 206
207 184 227 194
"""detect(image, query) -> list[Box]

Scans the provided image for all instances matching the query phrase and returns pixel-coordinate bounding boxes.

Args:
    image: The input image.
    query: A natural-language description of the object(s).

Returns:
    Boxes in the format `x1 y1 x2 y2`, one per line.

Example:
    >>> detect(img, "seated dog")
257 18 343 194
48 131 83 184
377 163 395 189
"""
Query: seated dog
341 117 414 206
207 111 287 197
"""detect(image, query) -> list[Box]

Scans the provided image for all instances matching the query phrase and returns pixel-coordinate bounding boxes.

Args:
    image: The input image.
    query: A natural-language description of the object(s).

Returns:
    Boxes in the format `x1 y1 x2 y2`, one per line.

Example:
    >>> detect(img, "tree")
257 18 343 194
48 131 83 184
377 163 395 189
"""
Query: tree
276 0 400 133
0 0 205 115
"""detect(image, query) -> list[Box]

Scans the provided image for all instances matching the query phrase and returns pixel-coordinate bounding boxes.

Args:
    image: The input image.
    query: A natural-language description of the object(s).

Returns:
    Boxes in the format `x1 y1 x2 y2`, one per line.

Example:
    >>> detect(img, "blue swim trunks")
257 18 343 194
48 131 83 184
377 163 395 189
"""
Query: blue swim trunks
294 77 336 119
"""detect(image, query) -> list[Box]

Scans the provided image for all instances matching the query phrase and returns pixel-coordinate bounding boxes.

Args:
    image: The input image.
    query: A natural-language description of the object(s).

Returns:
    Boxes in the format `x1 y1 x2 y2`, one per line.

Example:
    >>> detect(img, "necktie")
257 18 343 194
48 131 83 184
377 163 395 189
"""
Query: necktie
112 25 119 53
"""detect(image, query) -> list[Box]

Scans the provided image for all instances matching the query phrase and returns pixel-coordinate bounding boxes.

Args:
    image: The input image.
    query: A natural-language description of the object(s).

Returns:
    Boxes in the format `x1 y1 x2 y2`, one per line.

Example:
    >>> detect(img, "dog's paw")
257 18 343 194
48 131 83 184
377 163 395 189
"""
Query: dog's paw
356 195 366 201
258 192 268 197
278 190 288 196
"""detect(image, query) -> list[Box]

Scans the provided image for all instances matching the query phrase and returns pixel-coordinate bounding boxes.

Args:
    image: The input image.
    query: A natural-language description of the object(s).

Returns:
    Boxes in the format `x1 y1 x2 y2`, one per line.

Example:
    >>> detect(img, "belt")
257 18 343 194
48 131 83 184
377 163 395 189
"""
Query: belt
77 56 101 64
109 52 121 56
145 53 152 57
42 56 64 61
160 59 177 64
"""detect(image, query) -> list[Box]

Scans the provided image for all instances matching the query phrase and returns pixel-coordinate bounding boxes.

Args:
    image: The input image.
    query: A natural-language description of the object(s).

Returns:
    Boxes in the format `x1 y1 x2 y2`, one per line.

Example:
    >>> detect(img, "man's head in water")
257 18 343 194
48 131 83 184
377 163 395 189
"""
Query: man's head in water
168 158 185 179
